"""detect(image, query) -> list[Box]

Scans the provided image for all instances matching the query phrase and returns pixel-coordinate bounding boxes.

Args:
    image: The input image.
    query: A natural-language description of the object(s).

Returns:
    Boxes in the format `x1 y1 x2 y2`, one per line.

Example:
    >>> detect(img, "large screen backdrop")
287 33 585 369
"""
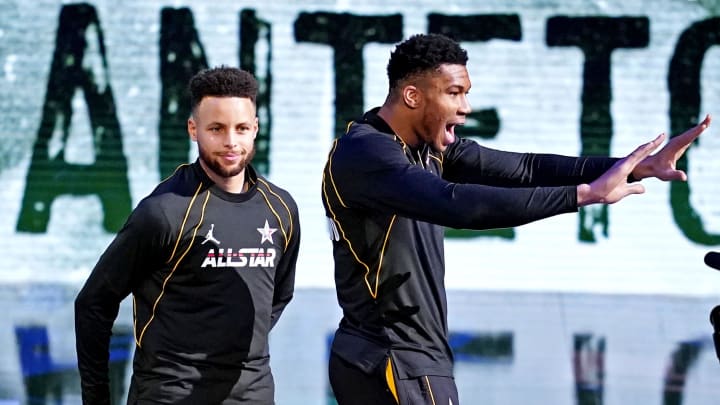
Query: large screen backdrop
2 0 720 403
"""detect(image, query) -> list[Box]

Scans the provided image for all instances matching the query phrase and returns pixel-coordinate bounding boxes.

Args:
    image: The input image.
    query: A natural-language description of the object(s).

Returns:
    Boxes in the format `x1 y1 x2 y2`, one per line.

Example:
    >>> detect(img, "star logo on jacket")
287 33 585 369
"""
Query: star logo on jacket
257 220 277 245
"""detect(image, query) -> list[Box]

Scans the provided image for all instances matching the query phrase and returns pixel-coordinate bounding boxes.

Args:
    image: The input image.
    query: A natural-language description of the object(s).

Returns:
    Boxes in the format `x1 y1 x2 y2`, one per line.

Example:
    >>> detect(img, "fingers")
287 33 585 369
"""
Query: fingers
628 132 665 165
603 181 646 205
674 170 688 182
625 182 646 196
677 113 711 142
702 113 712 128
692 114 710 135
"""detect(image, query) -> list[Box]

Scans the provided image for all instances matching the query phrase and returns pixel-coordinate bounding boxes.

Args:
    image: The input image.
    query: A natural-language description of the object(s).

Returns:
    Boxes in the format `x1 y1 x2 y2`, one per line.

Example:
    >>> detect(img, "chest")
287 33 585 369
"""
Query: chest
164 193 286 282
403 147 442 177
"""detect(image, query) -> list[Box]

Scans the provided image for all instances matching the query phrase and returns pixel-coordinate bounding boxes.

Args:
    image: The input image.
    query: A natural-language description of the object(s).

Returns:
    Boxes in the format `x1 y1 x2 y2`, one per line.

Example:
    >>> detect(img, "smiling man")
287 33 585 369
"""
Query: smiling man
75 66 300 404
321 33 710 404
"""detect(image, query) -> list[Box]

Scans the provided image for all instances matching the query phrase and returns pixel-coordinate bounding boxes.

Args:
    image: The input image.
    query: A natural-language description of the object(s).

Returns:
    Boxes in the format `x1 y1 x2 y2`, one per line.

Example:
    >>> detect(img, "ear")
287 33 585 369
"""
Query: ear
253 116 259 140
188 116 198 141
401 85 421 109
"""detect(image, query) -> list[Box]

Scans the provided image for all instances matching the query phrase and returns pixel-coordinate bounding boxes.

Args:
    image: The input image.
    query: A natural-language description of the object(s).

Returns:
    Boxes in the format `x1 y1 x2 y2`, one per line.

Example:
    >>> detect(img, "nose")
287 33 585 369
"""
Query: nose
222 131 239 148
459 94 471 115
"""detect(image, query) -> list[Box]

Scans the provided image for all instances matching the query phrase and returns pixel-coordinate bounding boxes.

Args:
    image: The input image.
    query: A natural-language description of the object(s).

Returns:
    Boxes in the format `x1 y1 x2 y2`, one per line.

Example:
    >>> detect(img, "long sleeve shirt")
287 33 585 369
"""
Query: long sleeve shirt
75 161 300 404
322 108 616 378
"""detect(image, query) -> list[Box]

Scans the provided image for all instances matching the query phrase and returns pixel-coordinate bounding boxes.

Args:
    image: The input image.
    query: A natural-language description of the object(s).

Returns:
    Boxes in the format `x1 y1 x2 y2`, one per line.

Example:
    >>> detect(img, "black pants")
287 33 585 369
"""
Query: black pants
329 352 459 405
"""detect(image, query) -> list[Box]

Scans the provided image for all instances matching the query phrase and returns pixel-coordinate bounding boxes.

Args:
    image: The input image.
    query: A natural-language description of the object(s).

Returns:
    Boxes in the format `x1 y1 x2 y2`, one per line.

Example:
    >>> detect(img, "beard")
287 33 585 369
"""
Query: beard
198 144 256 179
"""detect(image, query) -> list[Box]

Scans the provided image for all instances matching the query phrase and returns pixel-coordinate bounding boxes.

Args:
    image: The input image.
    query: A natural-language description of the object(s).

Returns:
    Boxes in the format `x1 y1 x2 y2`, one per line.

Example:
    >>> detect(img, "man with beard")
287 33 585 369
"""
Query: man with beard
322 34 711 404
75 66 300 404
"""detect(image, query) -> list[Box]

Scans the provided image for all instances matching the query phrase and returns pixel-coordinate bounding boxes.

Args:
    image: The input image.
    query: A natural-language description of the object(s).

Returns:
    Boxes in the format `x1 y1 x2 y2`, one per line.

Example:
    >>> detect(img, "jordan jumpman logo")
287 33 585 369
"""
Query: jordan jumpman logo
201 224 221 245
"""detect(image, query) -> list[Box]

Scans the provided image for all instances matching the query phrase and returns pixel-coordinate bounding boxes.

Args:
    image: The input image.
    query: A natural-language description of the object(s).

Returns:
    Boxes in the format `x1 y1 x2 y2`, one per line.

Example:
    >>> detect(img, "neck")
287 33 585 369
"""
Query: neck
377 104 420 148
220 175 247 193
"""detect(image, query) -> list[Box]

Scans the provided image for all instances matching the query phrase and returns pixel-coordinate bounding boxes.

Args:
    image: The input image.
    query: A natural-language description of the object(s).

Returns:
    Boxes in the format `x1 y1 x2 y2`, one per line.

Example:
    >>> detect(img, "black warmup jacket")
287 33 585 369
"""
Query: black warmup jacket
75 161 300 404
322 108 618 379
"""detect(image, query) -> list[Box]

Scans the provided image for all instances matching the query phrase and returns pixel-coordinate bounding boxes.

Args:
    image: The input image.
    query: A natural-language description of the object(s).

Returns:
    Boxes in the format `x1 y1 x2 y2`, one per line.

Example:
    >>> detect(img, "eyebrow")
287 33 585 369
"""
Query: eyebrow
446 84 468 92
205 120 254 128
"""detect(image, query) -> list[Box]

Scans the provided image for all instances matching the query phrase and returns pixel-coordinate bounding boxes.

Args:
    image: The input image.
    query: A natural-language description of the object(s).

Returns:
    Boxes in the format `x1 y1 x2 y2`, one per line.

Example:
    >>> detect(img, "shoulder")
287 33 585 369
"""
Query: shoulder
444 136 478 155
151 163 204 196
131 193 174 230
333 122 406 167
442 136 502 164
133 163 204 227
343 121 400 148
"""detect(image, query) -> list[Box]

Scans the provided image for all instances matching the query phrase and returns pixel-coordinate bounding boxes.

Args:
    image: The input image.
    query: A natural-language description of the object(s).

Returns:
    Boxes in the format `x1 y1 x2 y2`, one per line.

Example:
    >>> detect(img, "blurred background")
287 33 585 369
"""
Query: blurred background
2 0 720 403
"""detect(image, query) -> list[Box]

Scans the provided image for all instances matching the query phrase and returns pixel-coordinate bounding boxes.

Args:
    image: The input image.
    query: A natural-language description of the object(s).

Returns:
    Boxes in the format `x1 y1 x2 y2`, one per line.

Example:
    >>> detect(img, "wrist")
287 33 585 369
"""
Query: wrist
576 184 593 207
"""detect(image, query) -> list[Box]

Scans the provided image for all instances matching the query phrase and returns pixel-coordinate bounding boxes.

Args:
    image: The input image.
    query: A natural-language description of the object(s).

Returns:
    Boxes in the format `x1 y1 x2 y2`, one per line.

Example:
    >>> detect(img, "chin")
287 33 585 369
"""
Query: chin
431 139 449 152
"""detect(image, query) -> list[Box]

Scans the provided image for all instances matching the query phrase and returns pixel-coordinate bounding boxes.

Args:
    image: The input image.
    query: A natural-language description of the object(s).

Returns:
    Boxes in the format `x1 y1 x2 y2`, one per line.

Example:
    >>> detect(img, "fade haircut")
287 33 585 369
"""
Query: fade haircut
188 66 259 112
386 33 468 91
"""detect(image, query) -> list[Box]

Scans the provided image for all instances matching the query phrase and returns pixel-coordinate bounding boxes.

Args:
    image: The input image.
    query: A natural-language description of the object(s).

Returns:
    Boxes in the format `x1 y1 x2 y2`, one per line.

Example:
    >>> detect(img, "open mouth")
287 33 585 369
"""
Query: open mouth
444 122 463 144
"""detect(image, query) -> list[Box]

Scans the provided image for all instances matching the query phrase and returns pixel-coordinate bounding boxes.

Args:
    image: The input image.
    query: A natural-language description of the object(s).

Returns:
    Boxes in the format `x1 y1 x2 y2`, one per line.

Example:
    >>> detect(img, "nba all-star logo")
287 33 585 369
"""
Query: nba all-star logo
201 220 278 268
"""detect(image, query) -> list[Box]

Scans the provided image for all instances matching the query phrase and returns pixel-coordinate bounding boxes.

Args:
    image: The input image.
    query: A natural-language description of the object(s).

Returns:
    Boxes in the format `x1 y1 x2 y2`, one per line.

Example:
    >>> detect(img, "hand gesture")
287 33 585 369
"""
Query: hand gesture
632 114 711 181
577 134 665 206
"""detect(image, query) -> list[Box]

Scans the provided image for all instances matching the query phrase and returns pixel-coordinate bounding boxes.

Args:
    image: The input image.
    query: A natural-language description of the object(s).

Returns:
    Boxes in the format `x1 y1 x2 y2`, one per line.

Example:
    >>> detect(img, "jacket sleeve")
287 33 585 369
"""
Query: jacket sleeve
269 199 300 329
329 133 579 230
442 137 620 187
74 202 163 404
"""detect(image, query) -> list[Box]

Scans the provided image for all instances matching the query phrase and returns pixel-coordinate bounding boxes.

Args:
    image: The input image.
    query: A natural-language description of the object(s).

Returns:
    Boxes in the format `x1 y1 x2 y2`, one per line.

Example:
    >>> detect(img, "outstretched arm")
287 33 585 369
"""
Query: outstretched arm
632 114 711 181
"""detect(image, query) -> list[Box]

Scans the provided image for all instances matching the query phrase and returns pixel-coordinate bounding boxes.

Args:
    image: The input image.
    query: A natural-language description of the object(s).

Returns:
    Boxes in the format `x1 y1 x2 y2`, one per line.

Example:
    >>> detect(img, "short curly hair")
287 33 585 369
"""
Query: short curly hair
387 33 468 91
188 66 258 112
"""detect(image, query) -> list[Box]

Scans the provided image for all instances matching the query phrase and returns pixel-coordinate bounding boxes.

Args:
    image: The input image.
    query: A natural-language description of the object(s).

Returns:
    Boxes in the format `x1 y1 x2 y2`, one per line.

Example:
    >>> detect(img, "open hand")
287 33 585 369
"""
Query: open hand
632 114 711 181
577 134 665 206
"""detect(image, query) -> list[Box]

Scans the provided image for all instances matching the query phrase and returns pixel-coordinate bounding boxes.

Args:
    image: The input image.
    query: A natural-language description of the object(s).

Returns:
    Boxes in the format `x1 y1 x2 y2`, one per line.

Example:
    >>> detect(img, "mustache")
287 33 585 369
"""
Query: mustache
216 149 248 156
